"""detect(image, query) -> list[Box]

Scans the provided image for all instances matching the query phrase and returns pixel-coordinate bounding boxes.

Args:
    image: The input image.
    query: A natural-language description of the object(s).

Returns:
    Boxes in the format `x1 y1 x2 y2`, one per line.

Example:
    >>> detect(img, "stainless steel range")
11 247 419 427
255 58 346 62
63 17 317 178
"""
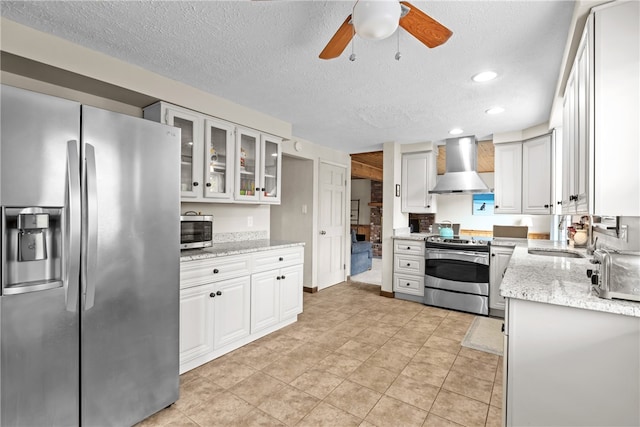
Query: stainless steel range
424 236 490 315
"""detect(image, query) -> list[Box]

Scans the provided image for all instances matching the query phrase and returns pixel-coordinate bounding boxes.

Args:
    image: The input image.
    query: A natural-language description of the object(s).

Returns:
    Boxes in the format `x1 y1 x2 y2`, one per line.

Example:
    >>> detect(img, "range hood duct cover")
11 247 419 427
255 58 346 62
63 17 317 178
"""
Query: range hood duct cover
429 136 491 194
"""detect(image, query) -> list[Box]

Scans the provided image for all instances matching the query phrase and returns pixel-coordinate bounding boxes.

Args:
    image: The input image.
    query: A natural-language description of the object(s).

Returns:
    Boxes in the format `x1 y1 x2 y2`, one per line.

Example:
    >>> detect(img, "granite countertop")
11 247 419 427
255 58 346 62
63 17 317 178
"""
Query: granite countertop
500 240 640 318
180 239 304 262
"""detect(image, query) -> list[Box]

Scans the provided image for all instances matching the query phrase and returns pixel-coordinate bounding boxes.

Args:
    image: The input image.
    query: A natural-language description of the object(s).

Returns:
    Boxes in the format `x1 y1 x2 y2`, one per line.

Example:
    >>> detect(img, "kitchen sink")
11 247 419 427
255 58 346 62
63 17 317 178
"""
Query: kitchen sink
528 249 585 258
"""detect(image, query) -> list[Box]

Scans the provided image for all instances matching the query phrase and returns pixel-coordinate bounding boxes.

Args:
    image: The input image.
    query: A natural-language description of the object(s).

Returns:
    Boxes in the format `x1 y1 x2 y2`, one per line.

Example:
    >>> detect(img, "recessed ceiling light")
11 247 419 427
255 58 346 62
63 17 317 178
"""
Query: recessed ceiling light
472 71 497 82
485 106 505 115
449 128 464 135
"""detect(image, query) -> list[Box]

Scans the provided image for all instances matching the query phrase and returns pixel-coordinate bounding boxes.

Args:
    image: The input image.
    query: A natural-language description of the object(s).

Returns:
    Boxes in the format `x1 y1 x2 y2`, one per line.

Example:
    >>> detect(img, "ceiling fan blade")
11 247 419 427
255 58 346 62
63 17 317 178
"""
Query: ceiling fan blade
319 14 354 60
399 1 452 48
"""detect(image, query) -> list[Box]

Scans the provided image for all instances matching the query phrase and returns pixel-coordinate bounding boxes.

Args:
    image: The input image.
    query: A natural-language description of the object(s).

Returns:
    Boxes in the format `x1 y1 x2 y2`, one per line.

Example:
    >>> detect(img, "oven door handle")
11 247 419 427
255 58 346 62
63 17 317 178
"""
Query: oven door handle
425 250 489 266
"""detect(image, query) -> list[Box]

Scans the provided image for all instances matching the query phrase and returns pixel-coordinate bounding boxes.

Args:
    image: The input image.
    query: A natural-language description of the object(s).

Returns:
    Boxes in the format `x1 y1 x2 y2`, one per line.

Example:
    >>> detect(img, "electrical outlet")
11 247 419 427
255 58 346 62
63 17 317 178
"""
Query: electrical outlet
302 204 307 214
247 216 253 227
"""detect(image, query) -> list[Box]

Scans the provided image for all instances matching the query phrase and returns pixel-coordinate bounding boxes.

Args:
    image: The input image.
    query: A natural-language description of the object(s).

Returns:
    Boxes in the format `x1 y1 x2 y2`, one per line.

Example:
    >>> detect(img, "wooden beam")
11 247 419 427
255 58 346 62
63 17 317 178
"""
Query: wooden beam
351 160 383 181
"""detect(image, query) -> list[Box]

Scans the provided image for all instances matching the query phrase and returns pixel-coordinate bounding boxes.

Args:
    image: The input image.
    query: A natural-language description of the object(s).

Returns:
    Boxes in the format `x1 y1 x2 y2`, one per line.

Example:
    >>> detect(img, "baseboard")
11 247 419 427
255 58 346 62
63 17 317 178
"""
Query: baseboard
303 286 318 294
380 290 394 298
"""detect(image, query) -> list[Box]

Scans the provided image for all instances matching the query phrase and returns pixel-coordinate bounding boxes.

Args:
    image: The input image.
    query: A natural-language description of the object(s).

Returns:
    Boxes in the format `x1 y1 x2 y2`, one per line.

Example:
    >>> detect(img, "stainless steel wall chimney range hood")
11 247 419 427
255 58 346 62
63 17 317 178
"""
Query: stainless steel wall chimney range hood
429 136 490 194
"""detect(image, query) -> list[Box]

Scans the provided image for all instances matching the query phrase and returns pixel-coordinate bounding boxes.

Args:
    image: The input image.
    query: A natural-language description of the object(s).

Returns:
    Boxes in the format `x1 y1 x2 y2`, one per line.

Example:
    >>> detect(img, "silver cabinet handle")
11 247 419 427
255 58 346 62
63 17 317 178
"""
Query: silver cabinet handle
83 143 98 311
66 140 81 312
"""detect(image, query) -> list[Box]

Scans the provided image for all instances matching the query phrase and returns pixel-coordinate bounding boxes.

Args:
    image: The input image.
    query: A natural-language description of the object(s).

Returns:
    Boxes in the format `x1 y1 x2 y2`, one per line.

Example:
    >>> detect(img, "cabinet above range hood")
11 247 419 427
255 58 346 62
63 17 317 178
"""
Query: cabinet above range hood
429 136 490 194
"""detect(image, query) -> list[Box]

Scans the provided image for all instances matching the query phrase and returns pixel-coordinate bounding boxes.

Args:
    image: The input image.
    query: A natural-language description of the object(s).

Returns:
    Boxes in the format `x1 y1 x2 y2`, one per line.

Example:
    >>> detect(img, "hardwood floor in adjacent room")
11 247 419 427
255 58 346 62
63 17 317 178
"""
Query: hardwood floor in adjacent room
138 282 503 427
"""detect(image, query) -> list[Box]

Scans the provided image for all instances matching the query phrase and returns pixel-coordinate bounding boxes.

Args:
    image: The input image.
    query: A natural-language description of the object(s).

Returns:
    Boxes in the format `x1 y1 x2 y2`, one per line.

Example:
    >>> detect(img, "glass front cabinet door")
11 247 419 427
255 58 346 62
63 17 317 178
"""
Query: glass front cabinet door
166 108 203 199
260 134 282 204
235 128 282 203
204 118 234 200
235 128 260 202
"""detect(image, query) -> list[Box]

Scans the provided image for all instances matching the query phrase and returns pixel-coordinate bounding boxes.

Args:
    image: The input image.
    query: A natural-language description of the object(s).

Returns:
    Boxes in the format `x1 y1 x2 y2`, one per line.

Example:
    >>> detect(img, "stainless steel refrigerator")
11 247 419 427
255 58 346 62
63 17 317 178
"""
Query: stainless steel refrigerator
0 85 180 426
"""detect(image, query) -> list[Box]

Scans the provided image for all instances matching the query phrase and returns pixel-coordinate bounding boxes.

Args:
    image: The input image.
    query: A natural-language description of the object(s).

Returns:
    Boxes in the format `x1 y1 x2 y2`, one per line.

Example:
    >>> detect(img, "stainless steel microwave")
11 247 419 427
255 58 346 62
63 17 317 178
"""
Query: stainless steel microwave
180 215 213 250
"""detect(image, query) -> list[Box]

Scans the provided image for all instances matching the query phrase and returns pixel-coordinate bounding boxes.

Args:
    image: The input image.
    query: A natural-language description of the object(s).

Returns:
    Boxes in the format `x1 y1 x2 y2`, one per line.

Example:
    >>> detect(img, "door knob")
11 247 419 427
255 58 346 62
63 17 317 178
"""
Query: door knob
209 293 216 298
320 230 326 235
216 290 222 296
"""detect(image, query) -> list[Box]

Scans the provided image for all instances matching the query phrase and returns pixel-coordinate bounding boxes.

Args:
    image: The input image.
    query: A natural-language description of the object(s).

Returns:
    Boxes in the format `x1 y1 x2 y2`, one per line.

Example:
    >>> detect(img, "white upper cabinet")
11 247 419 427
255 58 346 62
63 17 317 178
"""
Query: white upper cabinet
203 118 235 200
234 128 282 204
144 103 204 199
494 142 522 214
235 127 261 202
561 1 639 216
260 134 282 204
144 101 282 205
522 135 552 214
561 24 590 214
401 151 437 213
495 134 552 215
592 1 639 216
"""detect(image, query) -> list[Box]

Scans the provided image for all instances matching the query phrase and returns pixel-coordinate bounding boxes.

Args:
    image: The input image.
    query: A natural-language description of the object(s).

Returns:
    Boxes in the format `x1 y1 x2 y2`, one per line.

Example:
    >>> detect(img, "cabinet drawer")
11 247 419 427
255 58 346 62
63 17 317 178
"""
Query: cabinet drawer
394 254 425 275
252 246 304 273
394 240 425 256
393 274 424 296
180 254 251 289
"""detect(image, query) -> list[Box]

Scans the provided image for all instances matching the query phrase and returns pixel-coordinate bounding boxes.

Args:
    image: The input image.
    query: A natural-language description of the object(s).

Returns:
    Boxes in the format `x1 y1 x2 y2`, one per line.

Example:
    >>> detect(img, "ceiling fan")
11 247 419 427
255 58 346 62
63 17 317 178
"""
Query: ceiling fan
319 0 452 60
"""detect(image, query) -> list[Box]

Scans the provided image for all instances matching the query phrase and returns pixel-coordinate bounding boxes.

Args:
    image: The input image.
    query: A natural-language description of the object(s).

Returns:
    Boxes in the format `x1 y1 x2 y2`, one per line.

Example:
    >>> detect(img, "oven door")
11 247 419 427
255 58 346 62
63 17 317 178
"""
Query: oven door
425 249 489 295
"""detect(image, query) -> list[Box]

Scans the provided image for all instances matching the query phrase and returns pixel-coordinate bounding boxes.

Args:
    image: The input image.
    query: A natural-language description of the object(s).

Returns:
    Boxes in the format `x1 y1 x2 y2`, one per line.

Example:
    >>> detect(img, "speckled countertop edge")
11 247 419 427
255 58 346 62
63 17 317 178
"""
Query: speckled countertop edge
180 240 304 262
392 233 434 241
500 240 640 318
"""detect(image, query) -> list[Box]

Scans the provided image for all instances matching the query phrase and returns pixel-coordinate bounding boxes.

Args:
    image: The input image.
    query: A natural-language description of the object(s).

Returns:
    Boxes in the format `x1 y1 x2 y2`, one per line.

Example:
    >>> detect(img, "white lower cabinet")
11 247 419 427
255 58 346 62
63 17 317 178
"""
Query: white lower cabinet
504 298 640 426
179 276 250 372
279 265 303 319
179 245 304 374
393 239 425 300
489 245 514 313
179 284 215 365
250 270 280 333
213 276 251 349
251 264 303 334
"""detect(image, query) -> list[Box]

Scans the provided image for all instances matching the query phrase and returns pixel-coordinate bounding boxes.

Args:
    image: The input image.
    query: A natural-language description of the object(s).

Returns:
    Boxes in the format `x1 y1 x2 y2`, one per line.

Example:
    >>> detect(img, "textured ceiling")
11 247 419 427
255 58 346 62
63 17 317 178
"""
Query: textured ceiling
0 1 574 154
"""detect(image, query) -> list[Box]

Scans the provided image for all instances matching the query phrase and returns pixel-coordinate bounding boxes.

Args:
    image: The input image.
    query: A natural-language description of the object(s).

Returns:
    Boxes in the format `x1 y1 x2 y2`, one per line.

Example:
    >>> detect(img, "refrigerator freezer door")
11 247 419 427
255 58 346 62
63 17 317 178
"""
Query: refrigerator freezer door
80 106 180 426
1 85 81 426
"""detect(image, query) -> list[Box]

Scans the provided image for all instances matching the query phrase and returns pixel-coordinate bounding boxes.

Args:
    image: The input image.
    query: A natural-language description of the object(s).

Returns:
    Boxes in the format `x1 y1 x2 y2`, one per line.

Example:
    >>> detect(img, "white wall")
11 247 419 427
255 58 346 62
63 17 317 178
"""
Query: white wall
271 156 314 286
434 173 552 234
381 141 406 294
350 179 371 225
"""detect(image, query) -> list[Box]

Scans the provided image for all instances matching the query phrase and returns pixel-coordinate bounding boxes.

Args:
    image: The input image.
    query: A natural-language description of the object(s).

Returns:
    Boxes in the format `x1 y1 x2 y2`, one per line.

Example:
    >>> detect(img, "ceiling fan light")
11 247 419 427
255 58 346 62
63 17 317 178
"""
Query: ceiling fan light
353 0 401 40
472 71 498 82
485 106 505 115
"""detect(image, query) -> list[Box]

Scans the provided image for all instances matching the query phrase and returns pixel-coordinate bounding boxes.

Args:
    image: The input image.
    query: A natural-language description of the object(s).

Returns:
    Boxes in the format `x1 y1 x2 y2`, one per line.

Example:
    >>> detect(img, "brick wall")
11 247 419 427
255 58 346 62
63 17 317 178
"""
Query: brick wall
370 181 383 256
409 213 436 233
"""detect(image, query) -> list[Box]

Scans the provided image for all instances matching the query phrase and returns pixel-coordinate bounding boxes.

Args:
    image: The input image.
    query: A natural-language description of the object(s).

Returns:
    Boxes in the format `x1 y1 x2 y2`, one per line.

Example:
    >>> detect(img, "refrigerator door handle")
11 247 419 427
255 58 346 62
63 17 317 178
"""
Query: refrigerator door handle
66 140 81 311
83 143 98 310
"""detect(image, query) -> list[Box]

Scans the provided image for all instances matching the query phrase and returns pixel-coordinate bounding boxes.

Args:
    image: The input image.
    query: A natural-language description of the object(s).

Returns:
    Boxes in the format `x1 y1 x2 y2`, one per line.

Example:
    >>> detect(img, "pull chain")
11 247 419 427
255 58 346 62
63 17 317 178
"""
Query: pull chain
395 29 401 61
349 25 356 61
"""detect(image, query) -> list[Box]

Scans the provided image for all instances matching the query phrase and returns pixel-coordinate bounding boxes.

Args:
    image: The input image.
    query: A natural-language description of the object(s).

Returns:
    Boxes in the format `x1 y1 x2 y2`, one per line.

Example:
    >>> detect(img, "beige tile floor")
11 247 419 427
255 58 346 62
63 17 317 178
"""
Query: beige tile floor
138 282 503 427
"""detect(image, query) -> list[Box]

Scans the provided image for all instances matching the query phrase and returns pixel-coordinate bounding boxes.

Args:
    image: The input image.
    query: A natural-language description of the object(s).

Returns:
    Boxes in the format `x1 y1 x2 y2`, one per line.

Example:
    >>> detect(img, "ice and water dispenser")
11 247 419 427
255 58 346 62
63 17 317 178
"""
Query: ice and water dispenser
2 207 64 294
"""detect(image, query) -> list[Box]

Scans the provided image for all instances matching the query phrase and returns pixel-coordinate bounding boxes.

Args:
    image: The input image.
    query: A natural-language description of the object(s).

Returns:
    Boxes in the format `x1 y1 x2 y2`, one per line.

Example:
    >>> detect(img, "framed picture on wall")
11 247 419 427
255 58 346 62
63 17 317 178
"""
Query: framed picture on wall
473 193 494 215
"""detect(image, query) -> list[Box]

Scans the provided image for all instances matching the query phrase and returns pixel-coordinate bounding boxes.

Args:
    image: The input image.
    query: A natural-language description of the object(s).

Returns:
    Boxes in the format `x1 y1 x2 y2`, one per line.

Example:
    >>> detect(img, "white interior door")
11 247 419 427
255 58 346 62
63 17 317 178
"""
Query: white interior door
318 162 346 290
